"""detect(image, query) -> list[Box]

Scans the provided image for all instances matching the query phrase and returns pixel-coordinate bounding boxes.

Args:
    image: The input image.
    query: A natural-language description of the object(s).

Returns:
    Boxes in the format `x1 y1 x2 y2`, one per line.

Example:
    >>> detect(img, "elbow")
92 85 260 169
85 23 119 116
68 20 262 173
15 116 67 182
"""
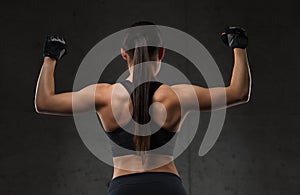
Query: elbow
238 91 251 103
240 83 252 103
35 102 45 114
34 98 49 114
35 107 46 114
229 85 251 104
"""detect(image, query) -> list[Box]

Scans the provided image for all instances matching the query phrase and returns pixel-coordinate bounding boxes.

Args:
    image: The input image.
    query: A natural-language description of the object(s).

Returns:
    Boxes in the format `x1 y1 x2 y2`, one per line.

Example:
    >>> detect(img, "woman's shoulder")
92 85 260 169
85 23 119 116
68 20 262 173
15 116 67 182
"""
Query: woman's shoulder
153 84 179 102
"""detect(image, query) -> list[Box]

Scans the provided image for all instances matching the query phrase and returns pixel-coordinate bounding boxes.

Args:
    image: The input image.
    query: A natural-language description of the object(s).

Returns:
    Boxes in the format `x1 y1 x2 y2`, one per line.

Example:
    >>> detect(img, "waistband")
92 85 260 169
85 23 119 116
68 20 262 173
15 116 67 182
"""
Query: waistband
111 172 183 184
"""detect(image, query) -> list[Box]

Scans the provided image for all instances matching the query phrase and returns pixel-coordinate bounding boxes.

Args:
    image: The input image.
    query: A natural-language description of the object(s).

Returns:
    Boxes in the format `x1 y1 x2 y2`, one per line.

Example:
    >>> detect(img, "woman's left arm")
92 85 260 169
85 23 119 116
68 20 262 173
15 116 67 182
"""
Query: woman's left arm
34 57 108 116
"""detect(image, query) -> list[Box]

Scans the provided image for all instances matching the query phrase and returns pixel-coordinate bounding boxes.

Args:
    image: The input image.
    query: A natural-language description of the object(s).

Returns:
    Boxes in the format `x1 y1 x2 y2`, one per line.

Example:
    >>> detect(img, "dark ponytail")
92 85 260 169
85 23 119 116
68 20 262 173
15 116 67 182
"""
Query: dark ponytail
122 21 162 156
132 46 152 152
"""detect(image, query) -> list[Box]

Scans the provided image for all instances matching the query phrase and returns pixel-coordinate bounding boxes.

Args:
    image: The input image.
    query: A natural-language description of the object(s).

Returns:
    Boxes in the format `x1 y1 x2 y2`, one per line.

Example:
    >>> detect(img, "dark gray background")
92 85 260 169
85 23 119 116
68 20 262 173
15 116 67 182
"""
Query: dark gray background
0 0 299 194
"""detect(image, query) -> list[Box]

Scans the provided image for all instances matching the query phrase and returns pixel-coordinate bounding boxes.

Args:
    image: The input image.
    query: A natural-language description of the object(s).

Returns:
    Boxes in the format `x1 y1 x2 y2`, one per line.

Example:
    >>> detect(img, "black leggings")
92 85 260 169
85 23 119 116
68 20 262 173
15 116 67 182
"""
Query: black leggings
107 172 188 195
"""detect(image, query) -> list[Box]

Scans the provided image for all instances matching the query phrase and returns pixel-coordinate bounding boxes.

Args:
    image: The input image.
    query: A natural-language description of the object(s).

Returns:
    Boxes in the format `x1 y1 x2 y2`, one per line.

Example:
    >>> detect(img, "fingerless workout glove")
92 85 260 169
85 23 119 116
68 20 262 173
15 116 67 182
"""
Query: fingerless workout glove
43 35 67 61
221 27 248 49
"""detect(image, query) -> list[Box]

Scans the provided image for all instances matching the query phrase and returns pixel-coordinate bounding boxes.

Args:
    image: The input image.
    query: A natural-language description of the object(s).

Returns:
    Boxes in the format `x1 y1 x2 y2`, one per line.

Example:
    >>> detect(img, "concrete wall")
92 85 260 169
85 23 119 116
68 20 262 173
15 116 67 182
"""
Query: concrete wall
0 0 299 194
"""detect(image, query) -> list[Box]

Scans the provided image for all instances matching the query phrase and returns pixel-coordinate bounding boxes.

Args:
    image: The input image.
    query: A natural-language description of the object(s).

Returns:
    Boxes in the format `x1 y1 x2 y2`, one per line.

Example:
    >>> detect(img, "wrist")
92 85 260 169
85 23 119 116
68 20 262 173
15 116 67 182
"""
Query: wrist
43 56 56 65
233 48 246 53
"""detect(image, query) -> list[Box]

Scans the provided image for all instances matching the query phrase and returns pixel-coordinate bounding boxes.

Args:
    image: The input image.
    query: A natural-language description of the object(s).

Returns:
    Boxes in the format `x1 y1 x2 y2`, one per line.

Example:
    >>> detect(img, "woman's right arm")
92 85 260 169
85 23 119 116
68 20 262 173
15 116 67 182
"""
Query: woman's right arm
171 48 251 112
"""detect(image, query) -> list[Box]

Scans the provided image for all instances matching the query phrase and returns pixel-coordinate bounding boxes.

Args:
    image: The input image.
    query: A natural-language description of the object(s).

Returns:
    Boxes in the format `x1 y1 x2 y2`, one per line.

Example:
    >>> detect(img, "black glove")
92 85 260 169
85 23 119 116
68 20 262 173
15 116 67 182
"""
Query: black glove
43 35 67 61
221 27 248 49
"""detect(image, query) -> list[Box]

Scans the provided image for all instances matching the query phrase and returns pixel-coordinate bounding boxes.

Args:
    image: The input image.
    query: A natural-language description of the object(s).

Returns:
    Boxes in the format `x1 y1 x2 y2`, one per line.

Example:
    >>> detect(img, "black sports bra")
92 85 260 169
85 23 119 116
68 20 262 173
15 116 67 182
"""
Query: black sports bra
97 80 177 157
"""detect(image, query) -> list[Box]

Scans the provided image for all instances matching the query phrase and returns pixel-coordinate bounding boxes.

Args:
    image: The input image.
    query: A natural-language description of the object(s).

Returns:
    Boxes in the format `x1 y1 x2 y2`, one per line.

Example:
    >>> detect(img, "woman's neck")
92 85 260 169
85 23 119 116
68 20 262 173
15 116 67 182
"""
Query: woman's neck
126 74 158 83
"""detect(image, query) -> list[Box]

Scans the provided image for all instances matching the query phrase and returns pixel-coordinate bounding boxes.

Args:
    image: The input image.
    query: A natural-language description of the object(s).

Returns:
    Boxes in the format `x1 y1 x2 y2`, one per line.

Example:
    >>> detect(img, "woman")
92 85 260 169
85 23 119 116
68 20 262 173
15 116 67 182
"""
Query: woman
34 21 251 195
